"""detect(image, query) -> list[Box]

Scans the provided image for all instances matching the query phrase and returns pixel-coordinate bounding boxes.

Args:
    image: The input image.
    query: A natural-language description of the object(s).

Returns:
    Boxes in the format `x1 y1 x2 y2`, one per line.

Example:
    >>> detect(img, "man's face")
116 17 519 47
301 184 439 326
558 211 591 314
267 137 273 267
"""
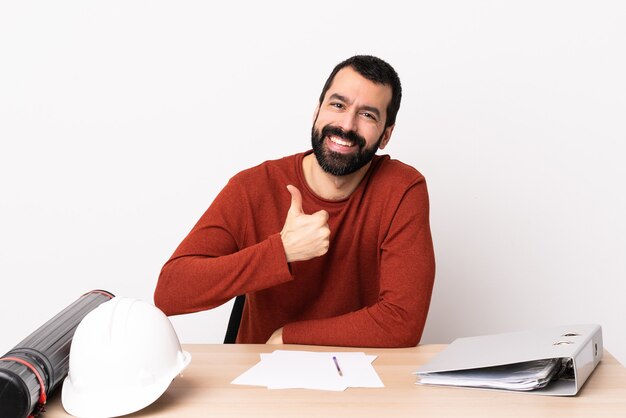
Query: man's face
311 66 394 176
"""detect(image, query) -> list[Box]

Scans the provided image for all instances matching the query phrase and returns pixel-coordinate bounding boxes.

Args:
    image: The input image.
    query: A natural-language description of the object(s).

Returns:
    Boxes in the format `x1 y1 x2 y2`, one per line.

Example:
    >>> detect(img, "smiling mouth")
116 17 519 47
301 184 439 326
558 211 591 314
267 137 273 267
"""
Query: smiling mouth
328 135 356 148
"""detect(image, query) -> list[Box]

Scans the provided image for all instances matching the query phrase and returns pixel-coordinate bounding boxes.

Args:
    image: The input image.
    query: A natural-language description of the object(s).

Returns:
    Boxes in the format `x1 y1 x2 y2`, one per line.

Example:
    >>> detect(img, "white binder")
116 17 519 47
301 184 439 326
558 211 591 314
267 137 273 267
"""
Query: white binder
415 324 603 396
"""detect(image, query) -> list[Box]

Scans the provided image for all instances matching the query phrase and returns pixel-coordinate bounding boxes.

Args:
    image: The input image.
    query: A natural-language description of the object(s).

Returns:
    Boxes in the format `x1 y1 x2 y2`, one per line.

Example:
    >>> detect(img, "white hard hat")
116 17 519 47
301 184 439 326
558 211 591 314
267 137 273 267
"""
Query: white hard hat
62 297 191 418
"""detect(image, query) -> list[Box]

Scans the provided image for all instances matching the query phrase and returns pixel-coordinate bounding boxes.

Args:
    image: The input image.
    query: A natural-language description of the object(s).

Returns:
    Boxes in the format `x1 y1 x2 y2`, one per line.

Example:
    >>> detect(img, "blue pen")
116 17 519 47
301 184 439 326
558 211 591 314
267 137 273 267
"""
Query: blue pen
333 356 343 376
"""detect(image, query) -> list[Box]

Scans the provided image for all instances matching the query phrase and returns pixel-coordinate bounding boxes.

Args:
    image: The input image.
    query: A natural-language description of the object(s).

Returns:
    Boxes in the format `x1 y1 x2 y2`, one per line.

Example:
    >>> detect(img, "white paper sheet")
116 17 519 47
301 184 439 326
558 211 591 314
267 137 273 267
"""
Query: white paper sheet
231 350 384 391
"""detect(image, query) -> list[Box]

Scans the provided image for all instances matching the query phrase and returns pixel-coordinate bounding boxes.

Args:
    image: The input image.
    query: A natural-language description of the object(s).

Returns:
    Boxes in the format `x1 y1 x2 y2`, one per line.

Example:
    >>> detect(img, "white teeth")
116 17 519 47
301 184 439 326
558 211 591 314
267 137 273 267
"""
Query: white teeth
329 136 353 147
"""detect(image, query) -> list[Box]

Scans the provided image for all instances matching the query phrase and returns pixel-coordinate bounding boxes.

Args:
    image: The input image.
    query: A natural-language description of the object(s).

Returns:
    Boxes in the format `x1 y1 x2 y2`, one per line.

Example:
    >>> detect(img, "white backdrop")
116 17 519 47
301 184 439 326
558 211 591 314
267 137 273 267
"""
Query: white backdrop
1 1 625 365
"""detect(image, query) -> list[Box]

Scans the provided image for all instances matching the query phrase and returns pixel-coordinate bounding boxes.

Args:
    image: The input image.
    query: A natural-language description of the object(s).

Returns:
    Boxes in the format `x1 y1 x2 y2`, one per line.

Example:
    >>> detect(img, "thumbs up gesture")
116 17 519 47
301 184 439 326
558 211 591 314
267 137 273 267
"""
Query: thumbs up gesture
280 185 330 263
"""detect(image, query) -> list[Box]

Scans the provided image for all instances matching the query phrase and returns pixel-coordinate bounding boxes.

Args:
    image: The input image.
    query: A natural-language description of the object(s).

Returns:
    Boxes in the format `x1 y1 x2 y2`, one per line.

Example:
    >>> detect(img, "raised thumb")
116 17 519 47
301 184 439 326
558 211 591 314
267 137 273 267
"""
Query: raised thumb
286 185 304 215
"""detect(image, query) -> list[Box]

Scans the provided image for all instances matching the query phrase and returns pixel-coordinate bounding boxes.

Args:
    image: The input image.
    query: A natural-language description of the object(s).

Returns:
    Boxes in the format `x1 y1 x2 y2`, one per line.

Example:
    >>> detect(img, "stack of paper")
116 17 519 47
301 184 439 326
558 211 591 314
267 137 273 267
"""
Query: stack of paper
232 350 384 391
415 358 564 391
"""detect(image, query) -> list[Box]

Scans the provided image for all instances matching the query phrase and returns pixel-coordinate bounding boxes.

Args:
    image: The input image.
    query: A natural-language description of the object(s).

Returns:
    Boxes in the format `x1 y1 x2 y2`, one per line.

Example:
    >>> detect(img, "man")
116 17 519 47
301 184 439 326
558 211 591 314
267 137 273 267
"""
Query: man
154 55 435 347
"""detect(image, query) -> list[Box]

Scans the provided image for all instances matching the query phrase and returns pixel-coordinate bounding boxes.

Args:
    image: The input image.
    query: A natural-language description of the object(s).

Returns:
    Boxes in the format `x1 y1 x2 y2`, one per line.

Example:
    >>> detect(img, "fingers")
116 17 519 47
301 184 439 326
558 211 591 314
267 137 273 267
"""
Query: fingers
286 185 328 222
312 209 329 223
280 186 331 263
286 185 304 216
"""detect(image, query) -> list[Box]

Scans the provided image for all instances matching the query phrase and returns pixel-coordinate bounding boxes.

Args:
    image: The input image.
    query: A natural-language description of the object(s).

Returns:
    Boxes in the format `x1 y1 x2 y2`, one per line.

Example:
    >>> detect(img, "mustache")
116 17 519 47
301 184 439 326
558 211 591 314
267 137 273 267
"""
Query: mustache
321 125 366 148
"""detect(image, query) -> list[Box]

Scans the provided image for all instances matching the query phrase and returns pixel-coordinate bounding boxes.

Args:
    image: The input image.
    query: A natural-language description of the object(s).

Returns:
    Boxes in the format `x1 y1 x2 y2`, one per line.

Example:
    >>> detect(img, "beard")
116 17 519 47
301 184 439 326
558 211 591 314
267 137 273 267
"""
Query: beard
311 124 383 176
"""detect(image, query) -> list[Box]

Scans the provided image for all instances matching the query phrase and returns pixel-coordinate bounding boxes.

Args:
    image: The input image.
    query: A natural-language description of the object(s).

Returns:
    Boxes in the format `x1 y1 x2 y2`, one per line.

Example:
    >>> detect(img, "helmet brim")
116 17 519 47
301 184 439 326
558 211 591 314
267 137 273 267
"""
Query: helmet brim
61 350 191 418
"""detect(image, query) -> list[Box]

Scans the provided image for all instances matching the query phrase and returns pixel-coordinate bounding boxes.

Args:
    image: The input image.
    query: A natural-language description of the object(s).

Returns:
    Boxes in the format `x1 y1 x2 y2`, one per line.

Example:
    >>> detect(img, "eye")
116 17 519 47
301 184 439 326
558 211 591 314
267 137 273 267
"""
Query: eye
360 112 376 121
329 102 345 109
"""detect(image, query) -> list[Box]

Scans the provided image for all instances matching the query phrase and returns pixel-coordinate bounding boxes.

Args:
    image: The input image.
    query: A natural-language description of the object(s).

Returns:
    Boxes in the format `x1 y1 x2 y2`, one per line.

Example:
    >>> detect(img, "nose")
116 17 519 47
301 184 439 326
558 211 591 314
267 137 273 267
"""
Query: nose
337 110 358 133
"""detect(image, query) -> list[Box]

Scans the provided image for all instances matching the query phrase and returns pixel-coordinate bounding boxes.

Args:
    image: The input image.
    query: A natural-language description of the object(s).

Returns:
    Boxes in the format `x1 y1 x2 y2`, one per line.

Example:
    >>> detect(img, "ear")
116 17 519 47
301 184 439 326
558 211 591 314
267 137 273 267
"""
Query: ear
378 125 395 150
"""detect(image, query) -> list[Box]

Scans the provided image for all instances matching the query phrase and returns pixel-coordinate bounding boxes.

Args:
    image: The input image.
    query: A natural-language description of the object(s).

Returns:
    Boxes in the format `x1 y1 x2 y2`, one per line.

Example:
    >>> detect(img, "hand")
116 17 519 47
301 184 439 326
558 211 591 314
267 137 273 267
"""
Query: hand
266 327 284 344
280 185 330 263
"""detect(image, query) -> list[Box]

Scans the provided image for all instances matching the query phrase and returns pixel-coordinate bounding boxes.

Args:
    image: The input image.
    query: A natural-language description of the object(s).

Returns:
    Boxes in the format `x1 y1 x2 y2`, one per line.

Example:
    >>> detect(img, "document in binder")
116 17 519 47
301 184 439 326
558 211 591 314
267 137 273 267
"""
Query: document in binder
414 324 603 396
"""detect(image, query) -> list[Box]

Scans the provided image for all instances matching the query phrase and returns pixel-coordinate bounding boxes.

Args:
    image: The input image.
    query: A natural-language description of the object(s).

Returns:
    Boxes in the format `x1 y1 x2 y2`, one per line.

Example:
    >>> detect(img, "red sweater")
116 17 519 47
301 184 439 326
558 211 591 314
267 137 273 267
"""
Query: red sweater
154 151 435 347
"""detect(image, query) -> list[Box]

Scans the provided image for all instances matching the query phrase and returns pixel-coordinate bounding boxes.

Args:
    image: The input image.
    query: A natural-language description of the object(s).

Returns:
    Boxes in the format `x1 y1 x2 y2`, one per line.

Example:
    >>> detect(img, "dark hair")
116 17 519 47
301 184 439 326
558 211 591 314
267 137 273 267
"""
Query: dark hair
318 55 402 129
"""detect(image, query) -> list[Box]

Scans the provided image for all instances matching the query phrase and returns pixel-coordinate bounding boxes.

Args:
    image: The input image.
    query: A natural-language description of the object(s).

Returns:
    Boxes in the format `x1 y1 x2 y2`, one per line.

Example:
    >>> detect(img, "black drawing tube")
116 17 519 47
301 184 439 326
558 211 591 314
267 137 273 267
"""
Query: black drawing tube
0 290 114 418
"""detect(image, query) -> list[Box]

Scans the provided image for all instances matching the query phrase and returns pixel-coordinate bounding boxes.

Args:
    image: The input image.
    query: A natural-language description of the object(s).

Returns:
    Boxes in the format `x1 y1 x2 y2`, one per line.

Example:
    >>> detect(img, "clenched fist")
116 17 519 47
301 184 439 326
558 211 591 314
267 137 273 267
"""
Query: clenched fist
280 185 330 263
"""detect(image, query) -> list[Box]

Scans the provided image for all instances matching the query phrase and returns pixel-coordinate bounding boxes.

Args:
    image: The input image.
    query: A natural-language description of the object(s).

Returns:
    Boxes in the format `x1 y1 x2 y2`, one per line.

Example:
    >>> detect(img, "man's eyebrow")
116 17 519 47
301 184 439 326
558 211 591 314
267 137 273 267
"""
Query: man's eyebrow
328 93 382 119
329 93 350 104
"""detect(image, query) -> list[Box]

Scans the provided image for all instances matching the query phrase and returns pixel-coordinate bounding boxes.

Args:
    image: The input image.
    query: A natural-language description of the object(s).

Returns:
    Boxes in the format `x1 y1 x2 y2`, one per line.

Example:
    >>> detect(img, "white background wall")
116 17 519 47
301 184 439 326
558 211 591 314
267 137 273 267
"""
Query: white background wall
1 1 625 365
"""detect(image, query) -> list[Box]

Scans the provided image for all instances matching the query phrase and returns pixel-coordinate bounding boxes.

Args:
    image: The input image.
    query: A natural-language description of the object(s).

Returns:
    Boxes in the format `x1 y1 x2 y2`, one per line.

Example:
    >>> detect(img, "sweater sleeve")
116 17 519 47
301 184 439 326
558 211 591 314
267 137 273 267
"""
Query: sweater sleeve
154 178 294 315
282 180 436 347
